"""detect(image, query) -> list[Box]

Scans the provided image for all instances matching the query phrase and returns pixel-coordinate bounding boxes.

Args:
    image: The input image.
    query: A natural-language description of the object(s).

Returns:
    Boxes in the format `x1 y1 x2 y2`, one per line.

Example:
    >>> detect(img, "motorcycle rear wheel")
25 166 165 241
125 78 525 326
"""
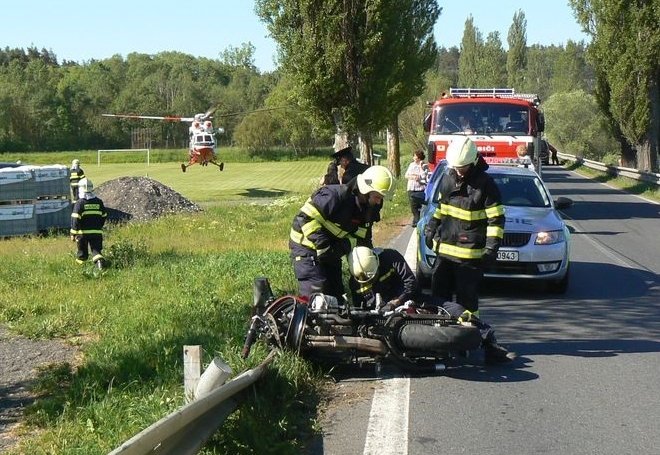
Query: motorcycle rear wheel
398 323 482 353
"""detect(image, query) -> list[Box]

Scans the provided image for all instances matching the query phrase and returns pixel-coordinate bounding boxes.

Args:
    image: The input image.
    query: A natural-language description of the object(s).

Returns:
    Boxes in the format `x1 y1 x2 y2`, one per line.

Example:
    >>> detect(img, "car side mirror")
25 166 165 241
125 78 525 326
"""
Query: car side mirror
554 197 573 210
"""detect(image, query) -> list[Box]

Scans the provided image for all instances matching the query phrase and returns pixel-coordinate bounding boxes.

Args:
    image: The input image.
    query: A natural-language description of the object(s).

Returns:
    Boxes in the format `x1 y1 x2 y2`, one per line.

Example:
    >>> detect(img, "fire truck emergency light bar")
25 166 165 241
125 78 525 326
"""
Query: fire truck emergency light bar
449 87 540 105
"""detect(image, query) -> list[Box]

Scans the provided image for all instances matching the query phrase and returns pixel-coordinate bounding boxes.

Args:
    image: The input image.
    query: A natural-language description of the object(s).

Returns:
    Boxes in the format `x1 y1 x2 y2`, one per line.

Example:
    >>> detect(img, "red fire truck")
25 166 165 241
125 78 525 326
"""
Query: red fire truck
423 88 545 171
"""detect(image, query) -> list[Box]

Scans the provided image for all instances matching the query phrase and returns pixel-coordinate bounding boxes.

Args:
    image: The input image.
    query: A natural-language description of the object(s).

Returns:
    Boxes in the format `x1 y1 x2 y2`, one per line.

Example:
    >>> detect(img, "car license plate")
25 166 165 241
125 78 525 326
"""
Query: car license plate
497 250 518 261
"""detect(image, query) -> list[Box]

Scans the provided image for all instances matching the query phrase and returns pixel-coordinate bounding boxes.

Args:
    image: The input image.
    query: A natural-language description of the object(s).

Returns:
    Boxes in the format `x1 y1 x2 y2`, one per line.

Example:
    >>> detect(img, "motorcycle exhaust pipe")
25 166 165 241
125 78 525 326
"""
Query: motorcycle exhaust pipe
306 335 388 355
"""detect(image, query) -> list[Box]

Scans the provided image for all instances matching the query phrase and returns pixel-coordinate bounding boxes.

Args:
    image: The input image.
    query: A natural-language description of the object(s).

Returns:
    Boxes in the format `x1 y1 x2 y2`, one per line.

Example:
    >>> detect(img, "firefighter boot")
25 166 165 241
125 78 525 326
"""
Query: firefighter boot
484 341 516 364
95 258 105 271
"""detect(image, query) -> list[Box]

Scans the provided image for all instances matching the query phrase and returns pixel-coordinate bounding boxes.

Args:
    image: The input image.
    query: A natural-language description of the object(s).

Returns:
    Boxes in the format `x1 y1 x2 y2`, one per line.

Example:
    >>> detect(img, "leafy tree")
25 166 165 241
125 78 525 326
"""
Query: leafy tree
543 89 617 161
435 46 460 87
506 9 527 90
255 0 440 172
480 31 507 87
523 44 561 100
551 40 589 93
458 16 482 87
571 0 659 171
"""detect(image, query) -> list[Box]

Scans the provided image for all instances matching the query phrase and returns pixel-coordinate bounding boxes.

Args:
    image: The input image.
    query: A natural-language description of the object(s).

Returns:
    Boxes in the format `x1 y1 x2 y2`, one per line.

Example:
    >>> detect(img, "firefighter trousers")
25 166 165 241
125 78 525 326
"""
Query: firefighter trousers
76 234 104 264
291 253 344 299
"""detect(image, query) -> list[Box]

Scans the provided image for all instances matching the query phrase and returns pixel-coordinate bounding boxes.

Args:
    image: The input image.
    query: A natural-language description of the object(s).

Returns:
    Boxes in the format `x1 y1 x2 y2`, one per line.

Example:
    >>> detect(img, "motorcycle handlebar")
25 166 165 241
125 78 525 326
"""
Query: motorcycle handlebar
241 317 259 359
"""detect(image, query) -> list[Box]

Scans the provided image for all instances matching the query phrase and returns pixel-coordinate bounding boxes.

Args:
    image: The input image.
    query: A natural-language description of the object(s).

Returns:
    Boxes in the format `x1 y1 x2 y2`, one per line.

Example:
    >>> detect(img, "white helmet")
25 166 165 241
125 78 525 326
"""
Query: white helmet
348 246 380 283
78 178 93 198
72 159 80 167
446 137 478 168
357 165 394 197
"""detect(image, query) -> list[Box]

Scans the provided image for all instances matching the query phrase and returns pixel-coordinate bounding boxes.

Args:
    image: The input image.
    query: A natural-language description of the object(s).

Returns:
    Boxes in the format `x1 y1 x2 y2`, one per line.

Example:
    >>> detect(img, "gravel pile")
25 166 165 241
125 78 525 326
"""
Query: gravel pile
95 176 202 223
0 327 79 452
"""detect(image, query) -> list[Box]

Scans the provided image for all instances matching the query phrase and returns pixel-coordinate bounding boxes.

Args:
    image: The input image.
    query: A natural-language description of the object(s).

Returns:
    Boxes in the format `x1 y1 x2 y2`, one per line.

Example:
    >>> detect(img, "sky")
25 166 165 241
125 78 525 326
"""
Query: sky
1 1 589 73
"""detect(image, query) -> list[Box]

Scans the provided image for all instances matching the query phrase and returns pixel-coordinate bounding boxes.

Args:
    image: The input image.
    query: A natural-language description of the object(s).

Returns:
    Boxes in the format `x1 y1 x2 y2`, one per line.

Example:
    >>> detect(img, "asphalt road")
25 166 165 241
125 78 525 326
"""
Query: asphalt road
315 166 660 455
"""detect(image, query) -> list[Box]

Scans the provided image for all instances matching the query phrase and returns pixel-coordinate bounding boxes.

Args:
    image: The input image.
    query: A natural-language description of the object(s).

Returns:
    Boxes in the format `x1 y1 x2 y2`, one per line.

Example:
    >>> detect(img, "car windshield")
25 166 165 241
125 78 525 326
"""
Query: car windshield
491 174 550 207
432 103 531 136
431 170 551 208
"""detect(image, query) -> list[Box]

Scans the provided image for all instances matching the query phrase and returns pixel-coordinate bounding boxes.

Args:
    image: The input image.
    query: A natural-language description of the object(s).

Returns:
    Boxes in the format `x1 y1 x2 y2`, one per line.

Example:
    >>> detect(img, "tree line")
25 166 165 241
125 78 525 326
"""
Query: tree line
0 1 657 172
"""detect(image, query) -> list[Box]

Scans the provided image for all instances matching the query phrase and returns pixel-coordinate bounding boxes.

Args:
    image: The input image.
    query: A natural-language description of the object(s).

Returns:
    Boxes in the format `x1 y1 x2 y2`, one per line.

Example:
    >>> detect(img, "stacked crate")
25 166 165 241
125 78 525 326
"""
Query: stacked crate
32 165 72 231
0 166 37 236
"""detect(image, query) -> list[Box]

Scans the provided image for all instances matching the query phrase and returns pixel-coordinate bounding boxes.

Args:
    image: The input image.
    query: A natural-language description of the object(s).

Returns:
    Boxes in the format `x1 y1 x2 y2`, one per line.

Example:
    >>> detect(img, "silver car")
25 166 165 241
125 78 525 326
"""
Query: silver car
416 163 573 293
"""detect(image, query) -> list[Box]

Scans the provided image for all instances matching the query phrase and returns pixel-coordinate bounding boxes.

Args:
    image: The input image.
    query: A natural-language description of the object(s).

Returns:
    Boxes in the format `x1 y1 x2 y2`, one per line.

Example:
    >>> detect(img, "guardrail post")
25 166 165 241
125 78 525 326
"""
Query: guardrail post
184 345 202 403
195 357 233 398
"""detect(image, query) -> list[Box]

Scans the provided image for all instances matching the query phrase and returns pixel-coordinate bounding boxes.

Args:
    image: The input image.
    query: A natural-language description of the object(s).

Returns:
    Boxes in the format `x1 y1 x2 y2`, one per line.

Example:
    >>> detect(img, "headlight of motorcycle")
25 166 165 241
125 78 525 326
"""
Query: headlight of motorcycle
535 230 565 245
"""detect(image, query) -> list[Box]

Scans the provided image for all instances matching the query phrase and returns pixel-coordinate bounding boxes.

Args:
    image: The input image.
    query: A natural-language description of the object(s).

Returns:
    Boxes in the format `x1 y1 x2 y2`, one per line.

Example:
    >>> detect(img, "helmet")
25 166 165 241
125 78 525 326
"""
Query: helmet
78 178 93 198
71 159 80 167
348 246 380 283
357 165 394 196
446 137 478 168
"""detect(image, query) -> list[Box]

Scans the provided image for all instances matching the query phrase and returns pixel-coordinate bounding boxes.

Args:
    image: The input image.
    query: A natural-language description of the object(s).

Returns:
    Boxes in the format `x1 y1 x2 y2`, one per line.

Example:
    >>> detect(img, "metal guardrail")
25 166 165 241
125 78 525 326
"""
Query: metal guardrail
558 152 660 186
109 351 277 455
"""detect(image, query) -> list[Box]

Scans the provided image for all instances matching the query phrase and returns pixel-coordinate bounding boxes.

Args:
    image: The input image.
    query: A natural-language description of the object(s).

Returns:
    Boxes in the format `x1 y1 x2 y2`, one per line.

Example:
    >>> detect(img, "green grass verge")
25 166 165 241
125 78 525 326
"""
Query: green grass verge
564 161 660 202
0 161 412 454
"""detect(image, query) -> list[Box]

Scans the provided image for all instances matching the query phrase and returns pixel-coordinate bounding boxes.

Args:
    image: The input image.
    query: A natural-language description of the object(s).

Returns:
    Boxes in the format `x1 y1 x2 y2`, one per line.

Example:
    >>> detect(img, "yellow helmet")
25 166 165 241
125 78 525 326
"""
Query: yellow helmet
348 246 380 283
357 165 394 196
446 137 478 168
72 159 80 167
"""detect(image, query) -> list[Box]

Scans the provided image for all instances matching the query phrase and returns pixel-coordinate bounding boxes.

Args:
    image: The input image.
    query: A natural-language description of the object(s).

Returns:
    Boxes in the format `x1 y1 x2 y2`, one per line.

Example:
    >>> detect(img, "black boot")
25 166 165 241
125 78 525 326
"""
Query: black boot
484 341 516 364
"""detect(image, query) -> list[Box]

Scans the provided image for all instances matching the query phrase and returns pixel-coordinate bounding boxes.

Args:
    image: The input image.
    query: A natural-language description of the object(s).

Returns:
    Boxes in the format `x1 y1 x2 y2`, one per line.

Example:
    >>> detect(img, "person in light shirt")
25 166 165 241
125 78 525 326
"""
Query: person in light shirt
404 150 429 227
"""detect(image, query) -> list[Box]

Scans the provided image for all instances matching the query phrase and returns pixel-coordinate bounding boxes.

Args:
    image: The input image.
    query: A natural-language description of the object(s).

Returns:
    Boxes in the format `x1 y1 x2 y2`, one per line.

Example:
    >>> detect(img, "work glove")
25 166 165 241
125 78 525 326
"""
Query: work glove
379 300 400 314
482 248 497 265
424 230 434 250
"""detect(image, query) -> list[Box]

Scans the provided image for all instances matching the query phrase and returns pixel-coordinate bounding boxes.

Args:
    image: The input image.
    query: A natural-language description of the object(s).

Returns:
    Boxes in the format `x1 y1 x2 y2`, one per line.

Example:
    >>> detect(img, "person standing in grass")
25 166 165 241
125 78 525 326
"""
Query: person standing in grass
289 165 394 299
69 159 85 201
70 178 107 270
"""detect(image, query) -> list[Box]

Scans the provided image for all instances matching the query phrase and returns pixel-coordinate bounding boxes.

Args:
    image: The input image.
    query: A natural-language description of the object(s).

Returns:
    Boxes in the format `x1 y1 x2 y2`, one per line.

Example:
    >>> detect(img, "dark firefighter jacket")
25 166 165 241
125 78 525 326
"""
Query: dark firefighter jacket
349 248 420 309
70 196 107 236
341 159 370 184
70 167 85 190
289 180 381 260
425 155 504 262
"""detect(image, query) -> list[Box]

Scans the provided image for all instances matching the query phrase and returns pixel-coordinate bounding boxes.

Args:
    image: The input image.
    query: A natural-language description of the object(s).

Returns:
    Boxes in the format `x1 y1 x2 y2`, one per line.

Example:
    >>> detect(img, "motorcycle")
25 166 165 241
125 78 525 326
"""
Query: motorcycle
241 278 483 373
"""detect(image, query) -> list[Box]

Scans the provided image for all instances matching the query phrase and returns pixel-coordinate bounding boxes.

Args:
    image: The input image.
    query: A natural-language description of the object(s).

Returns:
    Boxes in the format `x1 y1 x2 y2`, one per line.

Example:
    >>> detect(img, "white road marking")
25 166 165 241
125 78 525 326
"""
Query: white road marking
361 232 418 455
362 377 410 455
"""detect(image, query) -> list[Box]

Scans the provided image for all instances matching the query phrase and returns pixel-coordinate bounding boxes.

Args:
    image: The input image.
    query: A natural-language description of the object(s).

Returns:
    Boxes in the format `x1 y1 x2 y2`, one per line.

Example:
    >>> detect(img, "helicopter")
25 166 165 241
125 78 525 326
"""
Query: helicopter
102 108 225 172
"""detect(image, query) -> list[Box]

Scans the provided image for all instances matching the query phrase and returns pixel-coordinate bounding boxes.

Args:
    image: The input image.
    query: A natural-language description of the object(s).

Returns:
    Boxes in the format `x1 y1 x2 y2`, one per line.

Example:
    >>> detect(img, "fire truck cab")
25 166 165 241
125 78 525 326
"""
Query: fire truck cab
424 88 545 173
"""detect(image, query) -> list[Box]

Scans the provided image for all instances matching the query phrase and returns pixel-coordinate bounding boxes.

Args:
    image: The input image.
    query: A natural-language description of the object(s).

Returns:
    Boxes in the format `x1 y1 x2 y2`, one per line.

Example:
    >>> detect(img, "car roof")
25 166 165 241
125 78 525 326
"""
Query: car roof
486 164 539 177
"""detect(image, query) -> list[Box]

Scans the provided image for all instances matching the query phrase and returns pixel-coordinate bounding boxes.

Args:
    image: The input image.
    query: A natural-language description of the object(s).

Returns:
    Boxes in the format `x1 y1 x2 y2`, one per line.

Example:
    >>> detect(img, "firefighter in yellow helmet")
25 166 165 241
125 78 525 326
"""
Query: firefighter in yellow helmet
424 137 515 363
70 178 108 269
290 165 394 299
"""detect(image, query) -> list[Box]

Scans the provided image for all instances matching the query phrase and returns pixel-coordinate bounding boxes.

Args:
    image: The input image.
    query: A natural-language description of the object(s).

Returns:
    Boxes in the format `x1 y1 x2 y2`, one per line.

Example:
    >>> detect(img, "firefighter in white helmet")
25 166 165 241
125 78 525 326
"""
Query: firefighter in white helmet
424 137 515 363
70 178 108 269
290 165 394 299
69 159 85 201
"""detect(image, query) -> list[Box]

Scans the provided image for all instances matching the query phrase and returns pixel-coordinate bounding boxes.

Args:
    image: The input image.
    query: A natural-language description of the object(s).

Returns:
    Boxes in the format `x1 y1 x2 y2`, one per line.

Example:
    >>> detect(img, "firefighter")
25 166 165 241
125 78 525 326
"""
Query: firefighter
70 178 107 269
289 165 394 299
348 246 512 363
347 246 420 312
332 146 370 184
69 159 85 201
424 137 515 363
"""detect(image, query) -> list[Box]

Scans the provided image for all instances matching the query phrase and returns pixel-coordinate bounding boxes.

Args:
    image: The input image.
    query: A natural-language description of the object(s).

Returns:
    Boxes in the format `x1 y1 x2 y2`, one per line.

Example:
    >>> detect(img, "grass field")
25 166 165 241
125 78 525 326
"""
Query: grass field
0 157 411 454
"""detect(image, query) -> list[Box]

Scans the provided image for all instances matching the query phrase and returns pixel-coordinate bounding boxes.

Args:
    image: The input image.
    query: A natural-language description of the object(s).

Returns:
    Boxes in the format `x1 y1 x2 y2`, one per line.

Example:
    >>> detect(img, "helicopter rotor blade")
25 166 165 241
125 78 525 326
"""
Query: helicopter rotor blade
102 114 194 122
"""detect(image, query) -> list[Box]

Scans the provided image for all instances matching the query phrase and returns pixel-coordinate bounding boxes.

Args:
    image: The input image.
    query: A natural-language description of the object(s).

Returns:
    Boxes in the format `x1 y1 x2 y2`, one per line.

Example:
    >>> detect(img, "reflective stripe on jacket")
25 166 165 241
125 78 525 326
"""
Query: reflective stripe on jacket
70 197 107 235
430 157 504 261
289 181 379 258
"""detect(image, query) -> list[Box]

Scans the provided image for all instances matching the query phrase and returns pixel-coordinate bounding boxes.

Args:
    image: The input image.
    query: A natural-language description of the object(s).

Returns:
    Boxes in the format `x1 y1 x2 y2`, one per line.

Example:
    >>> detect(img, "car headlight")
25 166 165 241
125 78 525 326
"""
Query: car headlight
535 230 565 245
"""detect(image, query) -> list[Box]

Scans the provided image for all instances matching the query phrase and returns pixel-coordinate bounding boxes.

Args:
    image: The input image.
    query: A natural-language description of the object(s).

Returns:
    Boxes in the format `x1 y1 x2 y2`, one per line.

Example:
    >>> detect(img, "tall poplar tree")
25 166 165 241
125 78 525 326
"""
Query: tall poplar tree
570 0 659 171
458 16 482 87
480 31 507 87
255 0 440 169
506 9 527 90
